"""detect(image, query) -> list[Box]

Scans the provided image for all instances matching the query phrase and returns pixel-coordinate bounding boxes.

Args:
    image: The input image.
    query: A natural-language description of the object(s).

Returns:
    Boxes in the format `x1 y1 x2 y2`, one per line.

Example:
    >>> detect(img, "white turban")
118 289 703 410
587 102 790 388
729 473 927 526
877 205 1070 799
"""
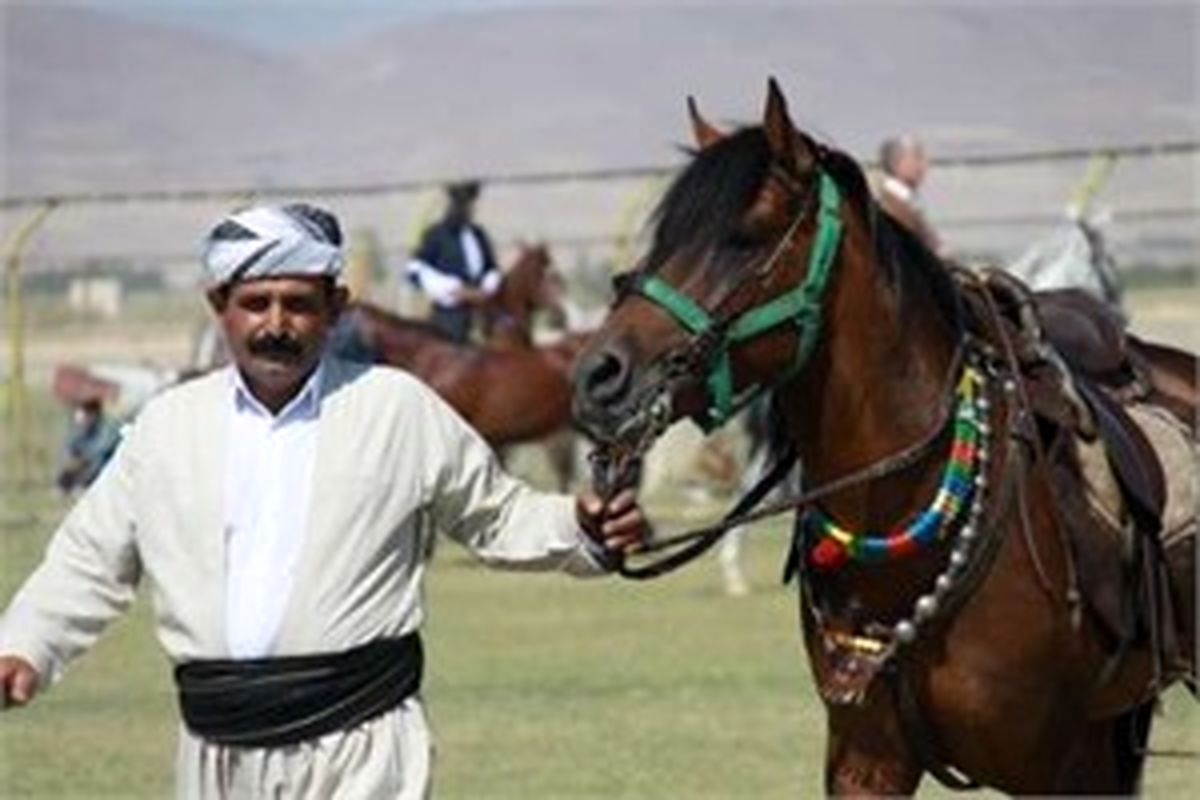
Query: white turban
201 203 344 287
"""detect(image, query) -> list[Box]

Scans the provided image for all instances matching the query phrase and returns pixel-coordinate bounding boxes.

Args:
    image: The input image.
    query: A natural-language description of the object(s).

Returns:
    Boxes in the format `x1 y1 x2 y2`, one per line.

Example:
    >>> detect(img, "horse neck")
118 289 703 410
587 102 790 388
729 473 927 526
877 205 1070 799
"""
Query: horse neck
780 211 959 527
365 309 459 361
485 263 537 343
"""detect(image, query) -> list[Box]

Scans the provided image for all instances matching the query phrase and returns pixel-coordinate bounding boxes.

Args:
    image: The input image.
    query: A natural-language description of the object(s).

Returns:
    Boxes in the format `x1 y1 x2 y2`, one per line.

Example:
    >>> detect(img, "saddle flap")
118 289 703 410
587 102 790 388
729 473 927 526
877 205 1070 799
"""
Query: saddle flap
1075 379 1166 530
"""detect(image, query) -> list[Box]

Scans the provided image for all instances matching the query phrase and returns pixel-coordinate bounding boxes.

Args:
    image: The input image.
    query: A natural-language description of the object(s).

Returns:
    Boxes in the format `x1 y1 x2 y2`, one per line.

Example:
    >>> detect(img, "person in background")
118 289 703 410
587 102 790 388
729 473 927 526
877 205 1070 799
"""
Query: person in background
406 180 500 342
56 397 121 494
876 134 945 257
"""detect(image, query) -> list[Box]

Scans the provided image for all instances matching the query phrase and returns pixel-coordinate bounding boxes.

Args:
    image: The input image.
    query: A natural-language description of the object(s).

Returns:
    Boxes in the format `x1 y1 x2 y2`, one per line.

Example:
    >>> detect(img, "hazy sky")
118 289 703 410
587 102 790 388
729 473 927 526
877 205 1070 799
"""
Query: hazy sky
46 0 1163 52
51 0 545 50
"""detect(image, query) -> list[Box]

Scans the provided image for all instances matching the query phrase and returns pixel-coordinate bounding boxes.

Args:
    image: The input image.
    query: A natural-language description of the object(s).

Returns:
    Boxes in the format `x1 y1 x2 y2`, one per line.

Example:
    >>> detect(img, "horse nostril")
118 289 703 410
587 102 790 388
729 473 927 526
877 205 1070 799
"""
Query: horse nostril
583 348 631 406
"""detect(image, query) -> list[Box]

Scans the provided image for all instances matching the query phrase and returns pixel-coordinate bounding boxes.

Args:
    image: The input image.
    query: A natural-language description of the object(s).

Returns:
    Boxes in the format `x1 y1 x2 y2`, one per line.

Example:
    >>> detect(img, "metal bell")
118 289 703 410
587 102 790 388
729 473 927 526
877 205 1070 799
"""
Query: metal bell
894 620 918 644
949 549 969 571
914 594 939 622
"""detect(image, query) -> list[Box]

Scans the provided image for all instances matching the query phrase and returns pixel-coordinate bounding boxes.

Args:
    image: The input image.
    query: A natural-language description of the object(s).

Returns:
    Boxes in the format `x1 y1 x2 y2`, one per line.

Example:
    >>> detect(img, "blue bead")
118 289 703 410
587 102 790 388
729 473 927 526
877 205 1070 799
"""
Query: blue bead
946 475 972 498
911 510 940 542
858 536 890 561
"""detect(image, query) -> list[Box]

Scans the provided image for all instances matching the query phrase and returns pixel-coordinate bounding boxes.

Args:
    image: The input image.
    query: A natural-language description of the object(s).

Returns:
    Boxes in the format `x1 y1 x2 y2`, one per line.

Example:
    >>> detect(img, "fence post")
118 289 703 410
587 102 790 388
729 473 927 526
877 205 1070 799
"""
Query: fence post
3 201 59 487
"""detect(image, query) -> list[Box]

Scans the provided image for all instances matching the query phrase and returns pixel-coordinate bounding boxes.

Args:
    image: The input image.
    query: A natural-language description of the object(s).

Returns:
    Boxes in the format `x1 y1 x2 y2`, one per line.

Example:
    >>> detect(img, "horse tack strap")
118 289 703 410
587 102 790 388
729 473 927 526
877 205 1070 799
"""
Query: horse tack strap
887 663 982 791
638 276 715 336
615 444 800 580
632 171 844 430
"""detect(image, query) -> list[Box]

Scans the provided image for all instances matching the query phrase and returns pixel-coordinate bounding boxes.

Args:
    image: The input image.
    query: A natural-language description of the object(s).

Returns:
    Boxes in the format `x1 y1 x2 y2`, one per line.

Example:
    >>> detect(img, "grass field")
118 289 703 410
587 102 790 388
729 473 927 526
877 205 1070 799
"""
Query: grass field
0 485 1197 798
1 286 1197 797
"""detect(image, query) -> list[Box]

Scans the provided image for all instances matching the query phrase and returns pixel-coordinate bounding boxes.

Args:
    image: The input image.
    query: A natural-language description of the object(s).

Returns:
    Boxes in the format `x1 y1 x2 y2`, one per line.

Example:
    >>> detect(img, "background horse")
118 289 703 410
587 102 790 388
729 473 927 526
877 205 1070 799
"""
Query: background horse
479 242 564 348
572 81 1195 794
342 302 587 486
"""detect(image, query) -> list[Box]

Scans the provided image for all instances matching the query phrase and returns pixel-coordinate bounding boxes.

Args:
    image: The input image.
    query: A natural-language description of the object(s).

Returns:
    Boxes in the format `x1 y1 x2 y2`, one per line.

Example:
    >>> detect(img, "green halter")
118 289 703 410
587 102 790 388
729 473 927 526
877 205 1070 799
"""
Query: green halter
634 170 843 431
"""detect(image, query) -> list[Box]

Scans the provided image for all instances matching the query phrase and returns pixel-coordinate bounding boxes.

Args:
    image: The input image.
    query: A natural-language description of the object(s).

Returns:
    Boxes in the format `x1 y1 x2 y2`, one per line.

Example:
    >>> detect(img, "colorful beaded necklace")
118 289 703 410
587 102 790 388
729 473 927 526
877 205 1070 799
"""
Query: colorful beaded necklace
808 365 988 572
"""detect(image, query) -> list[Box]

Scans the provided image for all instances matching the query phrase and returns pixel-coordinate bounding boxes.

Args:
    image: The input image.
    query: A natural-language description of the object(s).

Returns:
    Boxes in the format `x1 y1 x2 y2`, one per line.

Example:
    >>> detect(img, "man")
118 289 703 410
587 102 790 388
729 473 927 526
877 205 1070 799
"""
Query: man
0 202 645 799
406 180 500 342
56 396 122 494
876 134 945 256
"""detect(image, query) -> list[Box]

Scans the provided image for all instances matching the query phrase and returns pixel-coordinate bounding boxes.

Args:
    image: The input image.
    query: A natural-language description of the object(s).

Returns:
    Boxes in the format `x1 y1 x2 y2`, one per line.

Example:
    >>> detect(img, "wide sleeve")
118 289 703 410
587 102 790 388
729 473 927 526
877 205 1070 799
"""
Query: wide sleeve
406 226 465 305
0 418 144 686
417 386 606 577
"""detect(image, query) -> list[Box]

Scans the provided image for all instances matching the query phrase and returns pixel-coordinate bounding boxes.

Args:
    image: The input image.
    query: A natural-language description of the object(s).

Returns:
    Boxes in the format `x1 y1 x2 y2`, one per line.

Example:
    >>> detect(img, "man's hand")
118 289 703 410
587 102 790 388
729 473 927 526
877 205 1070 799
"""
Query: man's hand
0 655 40 710
576 487 651 560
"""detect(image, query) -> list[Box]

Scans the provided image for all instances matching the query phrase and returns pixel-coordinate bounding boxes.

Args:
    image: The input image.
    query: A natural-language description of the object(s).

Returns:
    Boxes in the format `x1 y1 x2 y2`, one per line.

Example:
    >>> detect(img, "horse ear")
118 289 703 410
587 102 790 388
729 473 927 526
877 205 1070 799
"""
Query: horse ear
687 96 724 149
763 77 814 174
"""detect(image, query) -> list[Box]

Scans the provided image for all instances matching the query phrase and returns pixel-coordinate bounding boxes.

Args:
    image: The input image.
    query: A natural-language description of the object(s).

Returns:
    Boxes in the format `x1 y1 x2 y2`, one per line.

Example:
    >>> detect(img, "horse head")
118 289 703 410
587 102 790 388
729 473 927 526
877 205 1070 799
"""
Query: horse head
485 242 565 346
572 80 874 487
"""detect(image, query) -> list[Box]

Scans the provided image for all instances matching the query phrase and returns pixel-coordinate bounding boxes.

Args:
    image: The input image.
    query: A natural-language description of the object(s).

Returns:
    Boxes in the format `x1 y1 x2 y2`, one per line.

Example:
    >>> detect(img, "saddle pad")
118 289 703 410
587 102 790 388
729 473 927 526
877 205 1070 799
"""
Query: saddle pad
1125 403 1198 549
1075 431 1132 559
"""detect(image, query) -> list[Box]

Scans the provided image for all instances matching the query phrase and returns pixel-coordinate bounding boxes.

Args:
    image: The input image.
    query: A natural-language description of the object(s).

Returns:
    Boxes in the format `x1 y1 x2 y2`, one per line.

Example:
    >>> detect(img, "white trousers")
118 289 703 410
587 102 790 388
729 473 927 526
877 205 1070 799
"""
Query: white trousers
176 697 432 799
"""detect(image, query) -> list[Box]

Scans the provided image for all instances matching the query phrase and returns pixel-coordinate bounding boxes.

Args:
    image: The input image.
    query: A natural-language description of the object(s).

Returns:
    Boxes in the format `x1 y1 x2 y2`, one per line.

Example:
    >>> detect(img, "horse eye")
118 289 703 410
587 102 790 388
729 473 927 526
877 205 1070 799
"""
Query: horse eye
723 230 761 252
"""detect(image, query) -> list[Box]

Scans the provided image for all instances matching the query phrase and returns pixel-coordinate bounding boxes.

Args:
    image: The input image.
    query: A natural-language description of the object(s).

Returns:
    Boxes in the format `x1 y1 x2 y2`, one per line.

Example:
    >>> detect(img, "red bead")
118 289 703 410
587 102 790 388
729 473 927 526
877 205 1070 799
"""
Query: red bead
889 533 921 558
810 537 849 571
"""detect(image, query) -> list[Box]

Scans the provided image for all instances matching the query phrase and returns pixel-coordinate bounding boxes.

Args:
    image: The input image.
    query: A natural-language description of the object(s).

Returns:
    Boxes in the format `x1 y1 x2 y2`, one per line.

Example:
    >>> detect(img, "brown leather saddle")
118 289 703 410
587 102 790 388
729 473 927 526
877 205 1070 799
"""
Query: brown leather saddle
956 269 1195 693
962 275 1168 525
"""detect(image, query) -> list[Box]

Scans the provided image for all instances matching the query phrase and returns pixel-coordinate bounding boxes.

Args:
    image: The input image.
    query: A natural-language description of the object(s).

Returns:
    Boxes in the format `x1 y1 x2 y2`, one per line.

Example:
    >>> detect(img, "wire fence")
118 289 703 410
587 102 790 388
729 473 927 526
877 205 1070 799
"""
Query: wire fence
3 139 1197 211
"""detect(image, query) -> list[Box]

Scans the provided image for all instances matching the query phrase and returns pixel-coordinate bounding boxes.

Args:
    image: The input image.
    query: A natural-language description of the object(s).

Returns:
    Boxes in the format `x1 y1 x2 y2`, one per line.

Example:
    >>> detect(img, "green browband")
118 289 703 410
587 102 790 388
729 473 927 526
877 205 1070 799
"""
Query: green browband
636 170 843 430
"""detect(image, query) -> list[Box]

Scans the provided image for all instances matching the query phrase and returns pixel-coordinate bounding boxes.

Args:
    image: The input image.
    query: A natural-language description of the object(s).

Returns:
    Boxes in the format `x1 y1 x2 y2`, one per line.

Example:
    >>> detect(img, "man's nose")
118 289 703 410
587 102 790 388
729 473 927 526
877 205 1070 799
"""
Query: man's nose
264 300 287 331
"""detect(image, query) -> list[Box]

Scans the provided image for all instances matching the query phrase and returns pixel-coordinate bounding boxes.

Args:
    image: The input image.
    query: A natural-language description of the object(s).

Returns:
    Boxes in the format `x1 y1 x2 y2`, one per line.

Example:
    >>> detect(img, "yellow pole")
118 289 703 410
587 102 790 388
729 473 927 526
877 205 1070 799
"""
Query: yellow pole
610 176 667 271
4 201 59 486
1070 152 1118 218
345 228 382 302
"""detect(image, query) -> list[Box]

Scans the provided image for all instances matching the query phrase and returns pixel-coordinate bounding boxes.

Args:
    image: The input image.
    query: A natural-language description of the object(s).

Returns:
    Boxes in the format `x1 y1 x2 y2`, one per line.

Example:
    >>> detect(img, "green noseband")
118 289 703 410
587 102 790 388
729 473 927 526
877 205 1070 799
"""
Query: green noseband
634 170 843 431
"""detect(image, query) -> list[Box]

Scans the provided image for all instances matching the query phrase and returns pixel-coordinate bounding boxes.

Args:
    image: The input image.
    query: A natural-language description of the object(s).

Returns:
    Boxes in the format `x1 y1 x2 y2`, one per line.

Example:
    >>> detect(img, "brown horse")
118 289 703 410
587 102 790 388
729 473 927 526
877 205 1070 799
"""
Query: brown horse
343 301 587 449
572 81 1196 795
479 242 563 348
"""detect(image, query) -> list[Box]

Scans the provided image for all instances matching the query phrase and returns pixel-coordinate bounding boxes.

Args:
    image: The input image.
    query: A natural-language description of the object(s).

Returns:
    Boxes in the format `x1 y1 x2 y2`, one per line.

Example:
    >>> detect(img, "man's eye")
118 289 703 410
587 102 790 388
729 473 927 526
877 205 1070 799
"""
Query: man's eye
239 297 270 312
283 297 319 314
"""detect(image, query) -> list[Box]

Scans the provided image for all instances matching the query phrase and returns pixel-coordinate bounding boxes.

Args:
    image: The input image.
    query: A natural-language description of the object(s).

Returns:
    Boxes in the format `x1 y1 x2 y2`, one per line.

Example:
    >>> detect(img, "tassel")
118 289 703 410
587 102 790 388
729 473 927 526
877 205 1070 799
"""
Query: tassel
810 536 849 571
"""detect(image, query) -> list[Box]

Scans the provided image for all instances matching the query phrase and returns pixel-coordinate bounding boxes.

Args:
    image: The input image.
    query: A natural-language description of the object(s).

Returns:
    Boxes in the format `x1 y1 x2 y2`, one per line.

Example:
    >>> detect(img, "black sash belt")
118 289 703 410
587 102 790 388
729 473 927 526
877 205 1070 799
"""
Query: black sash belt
174 633 422 749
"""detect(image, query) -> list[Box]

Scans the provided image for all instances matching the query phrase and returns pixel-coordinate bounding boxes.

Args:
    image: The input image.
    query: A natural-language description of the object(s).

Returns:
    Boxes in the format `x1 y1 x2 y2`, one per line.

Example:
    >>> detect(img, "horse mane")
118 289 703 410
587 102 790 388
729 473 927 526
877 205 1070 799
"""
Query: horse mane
645 127 773 270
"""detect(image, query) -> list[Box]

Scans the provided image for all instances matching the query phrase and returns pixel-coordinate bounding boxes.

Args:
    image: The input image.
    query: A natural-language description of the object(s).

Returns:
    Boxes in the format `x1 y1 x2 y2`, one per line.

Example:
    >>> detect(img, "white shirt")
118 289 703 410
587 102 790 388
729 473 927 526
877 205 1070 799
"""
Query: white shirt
882 174 920 207
405 227 501 307
223 362 324 658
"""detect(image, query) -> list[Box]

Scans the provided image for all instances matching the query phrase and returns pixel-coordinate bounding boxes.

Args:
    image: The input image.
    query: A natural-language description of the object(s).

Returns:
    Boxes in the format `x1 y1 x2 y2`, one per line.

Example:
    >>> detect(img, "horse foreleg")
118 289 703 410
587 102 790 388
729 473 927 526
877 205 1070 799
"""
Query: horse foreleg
1052 701 1156 794
823 693 923 797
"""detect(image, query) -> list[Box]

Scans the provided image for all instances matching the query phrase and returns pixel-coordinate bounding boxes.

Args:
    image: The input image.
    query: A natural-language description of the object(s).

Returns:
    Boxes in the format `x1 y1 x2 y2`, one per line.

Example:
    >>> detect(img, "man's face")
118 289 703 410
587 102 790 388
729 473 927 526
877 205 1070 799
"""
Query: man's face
896 146 928 189
207 276 347 400
450 199 475 223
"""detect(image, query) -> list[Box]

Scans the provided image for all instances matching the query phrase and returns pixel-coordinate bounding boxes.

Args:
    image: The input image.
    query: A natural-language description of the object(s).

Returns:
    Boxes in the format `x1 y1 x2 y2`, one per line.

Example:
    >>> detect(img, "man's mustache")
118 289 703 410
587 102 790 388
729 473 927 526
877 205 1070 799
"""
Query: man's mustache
248 333 304 360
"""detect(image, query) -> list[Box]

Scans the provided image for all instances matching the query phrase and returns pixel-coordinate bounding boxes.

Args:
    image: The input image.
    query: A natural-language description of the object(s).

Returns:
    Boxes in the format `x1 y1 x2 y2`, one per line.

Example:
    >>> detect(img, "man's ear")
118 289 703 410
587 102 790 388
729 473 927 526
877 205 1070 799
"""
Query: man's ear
205 287 228 314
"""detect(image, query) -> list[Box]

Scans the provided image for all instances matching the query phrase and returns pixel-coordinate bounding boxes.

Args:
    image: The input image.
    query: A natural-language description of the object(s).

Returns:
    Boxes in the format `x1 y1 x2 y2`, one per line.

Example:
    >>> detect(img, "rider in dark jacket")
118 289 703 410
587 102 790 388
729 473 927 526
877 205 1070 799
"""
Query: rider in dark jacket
406 181 500 342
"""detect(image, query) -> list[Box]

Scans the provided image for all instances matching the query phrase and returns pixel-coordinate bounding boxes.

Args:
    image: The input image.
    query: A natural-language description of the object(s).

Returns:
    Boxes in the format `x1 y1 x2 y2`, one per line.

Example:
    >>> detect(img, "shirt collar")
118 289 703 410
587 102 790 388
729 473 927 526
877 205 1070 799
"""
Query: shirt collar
230 357 325 423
